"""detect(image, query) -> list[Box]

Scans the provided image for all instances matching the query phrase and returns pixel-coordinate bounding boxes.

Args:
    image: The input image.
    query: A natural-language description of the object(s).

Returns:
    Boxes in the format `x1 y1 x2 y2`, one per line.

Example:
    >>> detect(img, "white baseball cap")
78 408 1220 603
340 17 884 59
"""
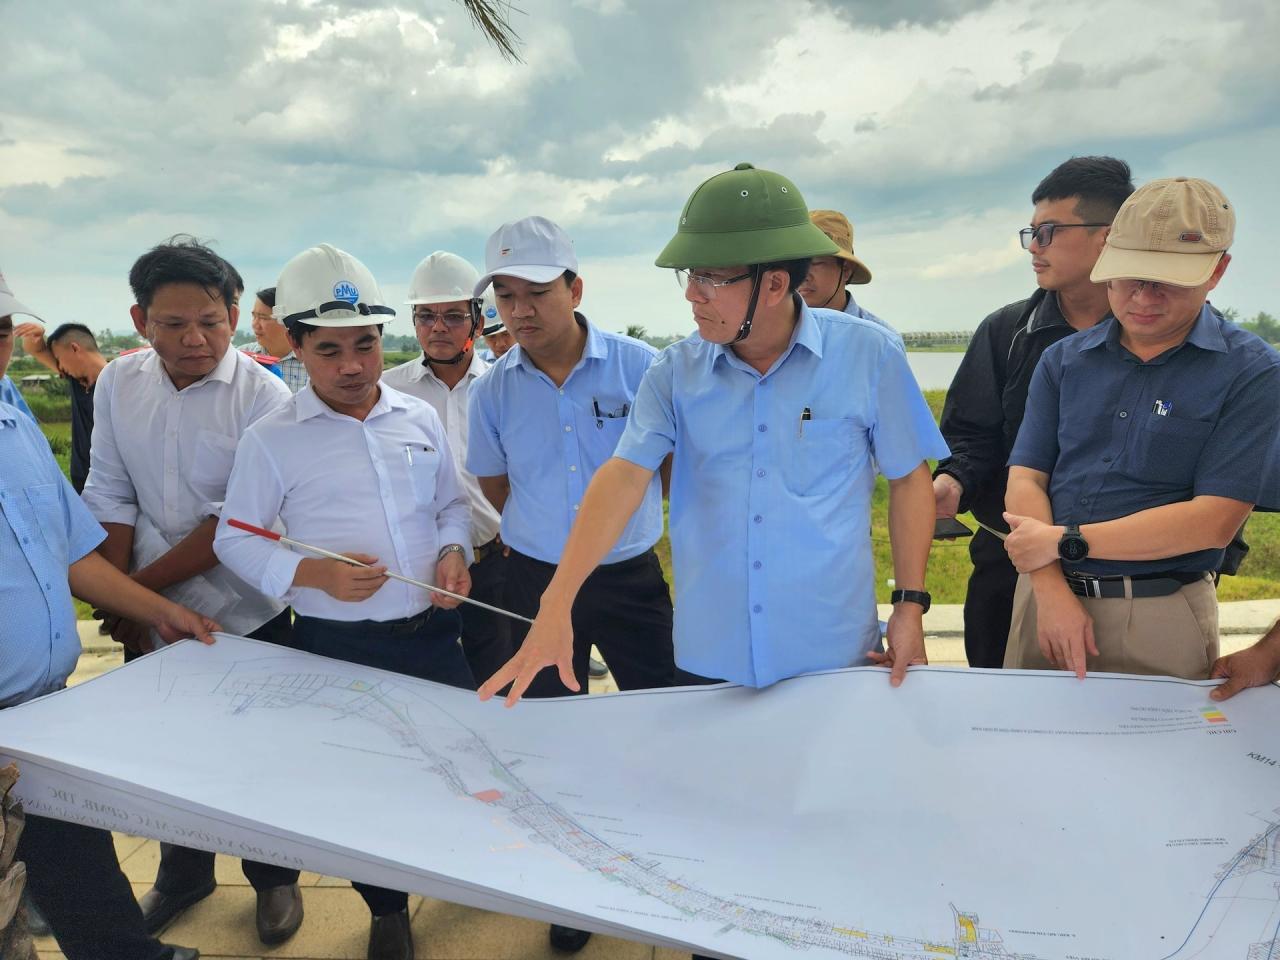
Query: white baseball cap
274 243 395 328
406 251 481 305
474 216 578 296
0 268 41 322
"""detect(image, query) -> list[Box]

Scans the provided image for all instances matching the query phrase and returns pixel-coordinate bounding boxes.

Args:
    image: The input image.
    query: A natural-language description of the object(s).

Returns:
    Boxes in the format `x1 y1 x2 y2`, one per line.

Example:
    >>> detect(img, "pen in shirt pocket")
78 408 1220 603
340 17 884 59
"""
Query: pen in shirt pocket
799 406 812 438
404 443 436 466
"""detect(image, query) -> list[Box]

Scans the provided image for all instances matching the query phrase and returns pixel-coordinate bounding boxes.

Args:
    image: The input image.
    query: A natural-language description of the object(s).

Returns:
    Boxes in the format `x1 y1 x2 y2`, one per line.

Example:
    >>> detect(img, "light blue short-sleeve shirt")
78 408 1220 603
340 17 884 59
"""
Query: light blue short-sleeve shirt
0 401 106 706
467 316 664 565
614 303 948 687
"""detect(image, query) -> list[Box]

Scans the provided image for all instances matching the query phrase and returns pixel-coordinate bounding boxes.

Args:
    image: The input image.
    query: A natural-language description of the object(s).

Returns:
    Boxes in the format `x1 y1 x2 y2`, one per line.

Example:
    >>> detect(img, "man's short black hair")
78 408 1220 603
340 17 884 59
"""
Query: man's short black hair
1032 156 1135 224
256 287 277 309
562 270 577 287
287 322 384 345
46 323 100 352
758 259 811 293
128 235 239 314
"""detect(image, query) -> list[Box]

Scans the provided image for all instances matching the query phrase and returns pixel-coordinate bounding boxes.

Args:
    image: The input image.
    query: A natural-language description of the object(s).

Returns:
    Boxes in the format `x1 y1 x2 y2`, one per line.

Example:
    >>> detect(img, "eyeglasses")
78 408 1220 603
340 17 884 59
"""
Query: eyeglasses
1109 278 1191 299
413 309 472 329
674 269 752 299
1019 222 1110 250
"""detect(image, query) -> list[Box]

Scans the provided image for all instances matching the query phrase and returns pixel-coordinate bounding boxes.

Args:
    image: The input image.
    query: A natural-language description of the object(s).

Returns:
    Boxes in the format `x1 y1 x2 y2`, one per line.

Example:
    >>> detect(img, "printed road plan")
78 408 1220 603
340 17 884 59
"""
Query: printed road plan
0 634 1277 959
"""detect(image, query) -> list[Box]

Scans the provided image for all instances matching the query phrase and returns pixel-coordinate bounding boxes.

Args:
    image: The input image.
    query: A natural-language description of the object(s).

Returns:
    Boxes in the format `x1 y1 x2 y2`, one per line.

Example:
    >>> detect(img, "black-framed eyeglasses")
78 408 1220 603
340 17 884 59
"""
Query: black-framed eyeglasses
412 309 472 329
1019 222 1110 250
674 269 753 300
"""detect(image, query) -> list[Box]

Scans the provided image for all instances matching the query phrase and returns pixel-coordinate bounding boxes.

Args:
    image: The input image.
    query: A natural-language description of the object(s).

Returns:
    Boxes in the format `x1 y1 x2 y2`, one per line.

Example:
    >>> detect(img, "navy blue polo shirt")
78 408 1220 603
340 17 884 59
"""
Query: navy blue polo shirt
1009 305 1280 576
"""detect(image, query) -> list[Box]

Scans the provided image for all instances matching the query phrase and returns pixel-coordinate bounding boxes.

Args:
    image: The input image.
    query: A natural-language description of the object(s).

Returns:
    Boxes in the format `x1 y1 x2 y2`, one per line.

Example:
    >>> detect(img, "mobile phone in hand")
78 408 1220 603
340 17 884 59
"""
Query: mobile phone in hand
933 517 974 540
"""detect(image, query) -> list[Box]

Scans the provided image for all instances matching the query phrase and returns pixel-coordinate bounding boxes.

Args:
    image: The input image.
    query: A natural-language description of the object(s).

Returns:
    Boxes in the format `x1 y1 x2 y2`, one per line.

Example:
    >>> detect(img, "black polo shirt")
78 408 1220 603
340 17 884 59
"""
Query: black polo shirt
68 377 94 493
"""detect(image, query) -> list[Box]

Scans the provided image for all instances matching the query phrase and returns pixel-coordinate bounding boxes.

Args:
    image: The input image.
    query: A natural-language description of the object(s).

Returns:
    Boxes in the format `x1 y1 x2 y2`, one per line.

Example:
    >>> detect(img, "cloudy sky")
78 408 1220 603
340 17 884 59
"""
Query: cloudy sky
2 0 1277 339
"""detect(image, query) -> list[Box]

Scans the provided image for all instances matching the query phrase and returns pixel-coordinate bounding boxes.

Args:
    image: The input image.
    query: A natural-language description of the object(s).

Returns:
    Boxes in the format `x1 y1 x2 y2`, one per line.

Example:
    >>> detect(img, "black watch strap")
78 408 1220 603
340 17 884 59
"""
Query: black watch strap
890 589 931 613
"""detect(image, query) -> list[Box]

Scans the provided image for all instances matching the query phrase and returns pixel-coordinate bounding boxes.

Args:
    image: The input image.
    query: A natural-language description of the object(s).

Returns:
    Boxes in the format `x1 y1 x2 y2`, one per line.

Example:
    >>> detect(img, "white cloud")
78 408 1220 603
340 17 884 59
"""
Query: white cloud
1 0 1276 340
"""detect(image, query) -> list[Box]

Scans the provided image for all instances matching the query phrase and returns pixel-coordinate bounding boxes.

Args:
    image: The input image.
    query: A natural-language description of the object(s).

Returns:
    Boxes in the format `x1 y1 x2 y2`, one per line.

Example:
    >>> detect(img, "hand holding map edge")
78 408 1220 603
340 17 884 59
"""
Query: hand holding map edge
866 606 927 686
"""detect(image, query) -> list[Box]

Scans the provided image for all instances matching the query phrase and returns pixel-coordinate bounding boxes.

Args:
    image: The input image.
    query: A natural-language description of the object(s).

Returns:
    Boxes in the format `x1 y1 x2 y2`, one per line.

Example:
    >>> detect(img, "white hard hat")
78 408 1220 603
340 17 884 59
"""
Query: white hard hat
406 251 481 306
274 243 395 327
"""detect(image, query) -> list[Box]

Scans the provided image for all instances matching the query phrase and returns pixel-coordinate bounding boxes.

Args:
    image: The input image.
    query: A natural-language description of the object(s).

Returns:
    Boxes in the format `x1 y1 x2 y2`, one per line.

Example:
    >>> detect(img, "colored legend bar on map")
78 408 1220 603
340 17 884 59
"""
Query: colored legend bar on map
1201 709 1228 724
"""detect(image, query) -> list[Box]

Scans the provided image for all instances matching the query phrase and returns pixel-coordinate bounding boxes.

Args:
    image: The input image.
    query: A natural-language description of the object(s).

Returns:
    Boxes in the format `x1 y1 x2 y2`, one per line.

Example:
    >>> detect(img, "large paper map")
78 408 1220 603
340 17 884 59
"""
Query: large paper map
0 634 1277 959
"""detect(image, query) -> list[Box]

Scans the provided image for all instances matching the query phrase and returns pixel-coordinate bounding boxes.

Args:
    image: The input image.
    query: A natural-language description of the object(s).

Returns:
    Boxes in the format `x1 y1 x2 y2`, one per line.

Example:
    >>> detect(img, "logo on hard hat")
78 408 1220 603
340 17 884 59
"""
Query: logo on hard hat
485 305 497 319
333 281 360 305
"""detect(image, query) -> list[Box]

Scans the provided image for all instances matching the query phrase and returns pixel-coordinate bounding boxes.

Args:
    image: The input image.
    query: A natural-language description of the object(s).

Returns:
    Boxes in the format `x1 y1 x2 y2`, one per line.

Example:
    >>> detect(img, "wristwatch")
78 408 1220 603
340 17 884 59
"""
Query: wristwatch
1058 524 1089 564
437 543 466 562
890 589 931 613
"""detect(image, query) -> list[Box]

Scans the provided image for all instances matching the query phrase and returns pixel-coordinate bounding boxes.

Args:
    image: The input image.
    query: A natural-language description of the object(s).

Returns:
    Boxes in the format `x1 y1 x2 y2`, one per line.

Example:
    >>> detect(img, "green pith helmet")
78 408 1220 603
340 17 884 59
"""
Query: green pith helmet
656 163 839 269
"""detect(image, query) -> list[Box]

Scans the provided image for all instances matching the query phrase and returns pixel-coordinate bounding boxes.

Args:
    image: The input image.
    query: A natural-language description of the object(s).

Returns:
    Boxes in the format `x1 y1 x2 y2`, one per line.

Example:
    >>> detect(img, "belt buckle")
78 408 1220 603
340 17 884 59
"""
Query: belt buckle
1068 575 1102 599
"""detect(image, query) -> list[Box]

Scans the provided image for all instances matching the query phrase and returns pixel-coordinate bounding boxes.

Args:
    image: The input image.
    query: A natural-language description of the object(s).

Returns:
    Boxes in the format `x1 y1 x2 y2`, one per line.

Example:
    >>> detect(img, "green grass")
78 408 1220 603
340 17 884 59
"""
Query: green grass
32 384 1280 617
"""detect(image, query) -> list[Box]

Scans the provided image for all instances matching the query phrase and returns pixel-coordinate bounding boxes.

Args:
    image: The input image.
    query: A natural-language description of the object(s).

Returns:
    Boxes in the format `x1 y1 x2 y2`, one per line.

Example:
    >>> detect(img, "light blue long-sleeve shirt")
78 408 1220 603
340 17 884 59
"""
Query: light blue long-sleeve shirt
0 401 105 706
614 302 948 687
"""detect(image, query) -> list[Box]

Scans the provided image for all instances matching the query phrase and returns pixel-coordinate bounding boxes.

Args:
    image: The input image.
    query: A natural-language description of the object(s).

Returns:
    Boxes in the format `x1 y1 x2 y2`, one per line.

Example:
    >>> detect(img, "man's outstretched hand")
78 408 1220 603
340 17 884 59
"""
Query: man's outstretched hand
478 608 577 707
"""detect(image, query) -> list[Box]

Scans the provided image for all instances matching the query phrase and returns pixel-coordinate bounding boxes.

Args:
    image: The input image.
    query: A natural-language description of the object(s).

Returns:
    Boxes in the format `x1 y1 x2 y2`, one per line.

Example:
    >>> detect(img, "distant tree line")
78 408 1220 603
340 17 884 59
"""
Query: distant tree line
1223 308 1280 345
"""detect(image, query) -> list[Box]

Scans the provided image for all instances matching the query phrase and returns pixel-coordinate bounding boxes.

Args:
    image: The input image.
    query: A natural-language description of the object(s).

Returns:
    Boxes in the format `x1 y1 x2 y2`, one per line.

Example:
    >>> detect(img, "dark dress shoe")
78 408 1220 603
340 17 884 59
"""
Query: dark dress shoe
256 882 304 944
138 879 217 935
549 924 592 952
165 946 200 960
368 908 413 960
588 656 608 679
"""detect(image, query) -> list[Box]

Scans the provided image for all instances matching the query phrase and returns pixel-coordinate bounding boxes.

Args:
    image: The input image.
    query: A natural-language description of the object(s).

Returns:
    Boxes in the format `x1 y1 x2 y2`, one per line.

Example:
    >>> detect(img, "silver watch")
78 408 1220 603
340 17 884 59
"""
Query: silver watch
437 543 466 562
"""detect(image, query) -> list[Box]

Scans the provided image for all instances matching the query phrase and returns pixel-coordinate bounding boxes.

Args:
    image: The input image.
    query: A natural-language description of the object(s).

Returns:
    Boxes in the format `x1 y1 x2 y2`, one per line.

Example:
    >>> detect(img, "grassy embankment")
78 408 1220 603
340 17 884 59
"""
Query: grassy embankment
31 384 1280 610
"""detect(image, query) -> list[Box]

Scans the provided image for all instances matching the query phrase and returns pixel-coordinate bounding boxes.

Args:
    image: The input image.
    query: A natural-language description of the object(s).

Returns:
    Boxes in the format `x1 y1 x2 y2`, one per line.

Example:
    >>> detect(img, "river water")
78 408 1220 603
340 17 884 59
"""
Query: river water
906 352 964 391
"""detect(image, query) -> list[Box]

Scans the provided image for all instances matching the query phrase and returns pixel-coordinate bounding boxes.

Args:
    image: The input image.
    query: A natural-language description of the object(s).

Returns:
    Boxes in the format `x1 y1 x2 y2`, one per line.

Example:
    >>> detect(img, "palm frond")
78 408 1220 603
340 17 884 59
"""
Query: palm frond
456 0 523 62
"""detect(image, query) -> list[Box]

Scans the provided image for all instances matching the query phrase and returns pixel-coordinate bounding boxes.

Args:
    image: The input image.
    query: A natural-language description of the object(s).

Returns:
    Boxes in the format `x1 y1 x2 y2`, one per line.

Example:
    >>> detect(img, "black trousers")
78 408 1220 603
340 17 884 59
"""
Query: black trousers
458 546 514 686
962 527 1019 669
294 608 475 916
504 548 676 698
19 814 172 960
151 607 302 895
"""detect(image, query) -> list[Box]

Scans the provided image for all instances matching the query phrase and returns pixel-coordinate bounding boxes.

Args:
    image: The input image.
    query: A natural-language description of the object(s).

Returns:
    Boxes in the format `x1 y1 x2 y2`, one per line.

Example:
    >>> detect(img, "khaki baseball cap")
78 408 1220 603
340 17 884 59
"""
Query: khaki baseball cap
1091 177 1233 287
809 209 872 285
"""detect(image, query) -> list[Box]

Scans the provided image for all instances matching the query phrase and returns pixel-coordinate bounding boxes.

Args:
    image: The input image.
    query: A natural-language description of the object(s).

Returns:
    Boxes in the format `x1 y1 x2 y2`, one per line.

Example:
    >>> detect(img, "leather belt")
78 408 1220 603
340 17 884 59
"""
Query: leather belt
1065 570 1206 600
473 537 501 563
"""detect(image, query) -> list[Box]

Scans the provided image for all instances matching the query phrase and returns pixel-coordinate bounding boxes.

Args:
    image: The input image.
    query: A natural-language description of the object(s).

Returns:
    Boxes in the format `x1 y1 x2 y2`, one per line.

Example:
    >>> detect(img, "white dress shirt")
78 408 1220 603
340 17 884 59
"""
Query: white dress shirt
382 352 501 548
214 383 472 622
82 347 292 634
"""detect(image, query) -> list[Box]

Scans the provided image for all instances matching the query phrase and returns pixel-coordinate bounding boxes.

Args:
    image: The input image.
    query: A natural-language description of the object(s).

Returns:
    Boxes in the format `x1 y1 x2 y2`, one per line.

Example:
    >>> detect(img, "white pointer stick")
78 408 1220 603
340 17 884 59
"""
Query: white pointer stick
226 518 534 625
972 519 1008 542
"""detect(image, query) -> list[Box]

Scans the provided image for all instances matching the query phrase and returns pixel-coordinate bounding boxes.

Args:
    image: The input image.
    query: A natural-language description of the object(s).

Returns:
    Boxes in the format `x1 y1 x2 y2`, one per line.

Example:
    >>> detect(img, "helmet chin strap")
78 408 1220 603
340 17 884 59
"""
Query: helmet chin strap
424 299 481 367
728 267 765 345
425 337 473 367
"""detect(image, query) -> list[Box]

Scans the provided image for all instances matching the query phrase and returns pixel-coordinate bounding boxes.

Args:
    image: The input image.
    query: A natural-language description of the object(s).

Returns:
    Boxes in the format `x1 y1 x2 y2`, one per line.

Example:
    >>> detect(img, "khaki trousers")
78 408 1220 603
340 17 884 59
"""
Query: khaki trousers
1004 573 1219 679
